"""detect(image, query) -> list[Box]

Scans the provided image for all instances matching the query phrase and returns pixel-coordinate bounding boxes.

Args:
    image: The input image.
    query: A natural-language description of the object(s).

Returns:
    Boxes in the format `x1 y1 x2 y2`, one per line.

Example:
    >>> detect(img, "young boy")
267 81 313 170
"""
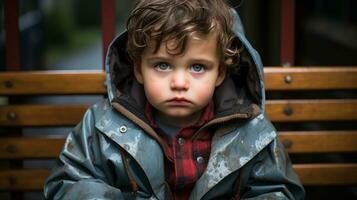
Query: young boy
44 0 305 199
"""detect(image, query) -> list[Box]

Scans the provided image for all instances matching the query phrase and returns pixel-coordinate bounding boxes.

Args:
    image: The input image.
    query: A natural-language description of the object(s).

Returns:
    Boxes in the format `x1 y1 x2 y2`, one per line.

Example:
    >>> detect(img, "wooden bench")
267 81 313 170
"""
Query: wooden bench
0 67 356 197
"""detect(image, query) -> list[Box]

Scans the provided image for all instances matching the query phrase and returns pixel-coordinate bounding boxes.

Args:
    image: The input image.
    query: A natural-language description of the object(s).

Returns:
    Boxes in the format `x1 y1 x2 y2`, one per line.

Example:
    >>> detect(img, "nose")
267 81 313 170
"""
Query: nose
170 71 189 91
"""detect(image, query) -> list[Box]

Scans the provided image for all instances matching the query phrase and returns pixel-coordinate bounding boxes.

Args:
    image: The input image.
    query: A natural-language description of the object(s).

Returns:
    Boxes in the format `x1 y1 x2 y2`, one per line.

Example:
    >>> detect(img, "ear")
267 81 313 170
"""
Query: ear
133 64 144 84
215 66 226 87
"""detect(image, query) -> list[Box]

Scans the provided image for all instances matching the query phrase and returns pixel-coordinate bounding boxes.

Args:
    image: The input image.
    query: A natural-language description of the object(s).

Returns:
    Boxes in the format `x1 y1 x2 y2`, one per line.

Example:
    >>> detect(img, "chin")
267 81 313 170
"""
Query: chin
163 109 193 118
166 112 191 118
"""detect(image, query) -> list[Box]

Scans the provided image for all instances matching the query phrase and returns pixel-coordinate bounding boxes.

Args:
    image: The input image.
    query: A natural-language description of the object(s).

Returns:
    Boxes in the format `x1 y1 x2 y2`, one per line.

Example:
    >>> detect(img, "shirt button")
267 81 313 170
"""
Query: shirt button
178 137 185 145
196 156 204 164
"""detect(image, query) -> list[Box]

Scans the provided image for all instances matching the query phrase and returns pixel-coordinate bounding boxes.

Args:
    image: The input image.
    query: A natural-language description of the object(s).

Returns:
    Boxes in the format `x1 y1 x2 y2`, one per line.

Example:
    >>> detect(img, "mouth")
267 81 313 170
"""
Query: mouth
166 97 192 106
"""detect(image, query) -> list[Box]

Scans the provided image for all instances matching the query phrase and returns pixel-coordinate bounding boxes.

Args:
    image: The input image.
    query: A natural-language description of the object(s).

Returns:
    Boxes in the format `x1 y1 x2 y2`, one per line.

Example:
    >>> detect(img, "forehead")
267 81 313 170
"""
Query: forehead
143 32 219 60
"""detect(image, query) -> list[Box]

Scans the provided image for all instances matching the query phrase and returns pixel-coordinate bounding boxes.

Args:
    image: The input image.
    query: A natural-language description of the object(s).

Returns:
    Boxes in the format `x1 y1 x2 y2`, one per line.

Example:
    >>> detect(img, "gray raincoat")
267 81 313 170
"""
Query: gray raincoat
44 10 305 200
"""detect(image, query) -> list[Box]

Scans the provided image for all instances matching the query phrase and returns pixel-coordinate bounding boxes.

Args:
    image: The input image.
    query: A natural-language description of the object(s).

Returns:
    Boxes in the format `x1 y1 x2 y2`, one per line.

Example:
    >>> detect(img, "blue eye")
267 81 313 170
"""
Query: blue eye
191 64 205 73
155 62 170 71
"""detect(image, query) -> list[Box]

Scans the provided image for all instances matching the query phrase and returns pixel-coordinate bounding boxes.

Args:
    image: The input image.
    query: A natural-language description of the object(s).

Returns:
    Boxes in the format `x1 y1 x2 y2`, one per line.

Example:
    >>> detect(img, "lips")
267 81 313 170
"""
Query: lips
166 97 192 106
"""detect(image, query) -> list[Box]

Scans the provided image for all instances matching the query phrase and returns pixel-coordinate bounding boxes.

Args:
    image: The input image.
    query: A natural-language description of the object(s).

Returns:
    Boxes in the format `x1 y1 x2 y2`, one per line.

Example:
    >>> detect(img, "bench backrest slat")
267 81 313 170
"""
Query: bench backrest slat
0 71 106 95
0 105 89 126
265 67 357 90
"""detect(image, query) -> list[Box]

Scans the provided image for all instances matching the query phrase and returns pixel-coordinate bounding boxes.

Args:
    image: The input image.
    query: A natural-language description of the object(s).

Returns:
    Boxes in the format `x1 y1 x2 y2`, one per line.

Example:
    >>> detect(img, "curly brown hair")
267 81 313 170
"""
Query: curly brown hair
126 0 240 69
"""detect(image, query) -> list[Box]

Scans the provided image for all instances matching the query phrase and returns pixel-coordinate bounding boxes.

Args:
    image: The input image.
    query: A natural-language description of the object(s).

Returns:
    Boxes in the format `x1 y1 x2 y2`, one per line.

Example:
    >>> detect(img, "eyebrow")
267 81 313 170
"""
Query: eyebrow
145 56 172 63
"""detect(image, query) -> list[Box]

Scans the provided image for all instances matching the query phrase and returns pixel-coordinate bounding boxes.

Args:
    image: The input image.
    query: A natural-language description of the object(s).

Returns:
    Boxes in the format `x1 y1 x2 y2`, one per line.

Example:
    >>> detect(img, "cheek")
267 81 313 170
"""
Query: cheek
192 83 216 104
143 81 165 104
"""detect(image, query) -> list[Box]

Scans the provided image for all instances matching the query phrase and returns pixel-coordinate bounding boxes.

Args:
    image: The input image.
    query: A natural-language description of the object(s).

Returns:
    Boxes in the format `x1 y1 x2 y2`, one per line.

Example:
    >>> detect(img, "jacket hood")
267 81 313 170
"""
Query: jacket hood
105 9 265 122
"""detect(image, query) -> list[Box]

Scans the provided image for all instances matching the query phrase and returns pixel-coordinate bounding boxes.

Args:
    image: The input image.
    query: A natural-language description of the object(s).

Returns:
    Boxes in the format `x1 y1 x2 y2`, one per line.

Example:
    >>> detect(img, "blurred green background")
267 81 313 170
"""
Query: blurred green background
1 0 356 71
0 0 134 70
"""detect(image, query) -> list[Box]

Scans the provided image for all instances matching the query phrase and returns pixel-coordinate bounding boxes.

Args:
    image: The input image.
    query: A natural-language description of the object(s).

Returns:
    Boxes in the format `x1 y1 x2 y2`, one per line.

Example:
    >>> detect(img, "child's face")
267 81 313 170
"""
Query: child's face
134 32 225 126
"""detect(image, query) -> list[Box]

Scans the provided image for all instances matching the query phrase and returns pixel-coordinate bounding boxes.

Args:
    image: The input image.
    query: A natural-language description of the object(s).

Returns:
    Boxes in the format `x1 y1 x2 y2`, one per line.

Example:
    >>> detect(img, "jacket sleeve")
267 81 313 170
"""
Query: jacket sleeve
239 137 305 200
43 106 126 200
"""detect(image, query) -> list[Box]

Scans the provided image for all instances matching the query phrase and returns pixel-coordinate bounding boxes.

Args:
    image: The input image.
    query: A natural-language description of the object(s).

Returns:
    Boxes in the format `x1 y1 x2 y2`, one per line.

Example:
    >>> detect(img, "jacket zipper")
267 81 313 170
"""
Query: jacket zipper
119 150 138 196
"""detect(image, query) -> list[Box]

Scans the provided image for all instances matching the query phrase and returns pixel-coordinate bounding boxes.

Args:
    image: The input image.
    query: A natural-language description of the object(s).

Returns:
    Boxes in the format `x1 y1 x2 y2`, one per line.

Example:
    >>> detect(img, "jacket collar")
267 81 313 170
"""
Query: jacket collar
95 106 167 200
189 114 277 200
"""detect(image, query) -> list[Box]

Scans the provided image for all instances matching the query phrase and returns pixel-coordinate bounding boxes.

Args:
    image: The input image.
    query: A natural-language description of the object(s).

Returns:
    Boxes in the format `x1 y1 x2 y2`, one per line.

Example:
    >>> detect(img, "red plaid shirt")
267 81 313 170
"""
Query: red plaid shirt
145 102 214 200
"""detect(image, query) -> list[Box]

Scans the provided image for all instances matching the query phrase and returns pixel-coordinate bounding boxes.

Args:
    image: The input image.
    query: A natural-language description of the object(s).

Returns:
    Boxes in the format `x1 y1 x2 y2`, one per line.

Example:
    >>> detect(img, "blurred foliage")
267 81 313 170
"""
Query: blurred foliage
314 0 357 22
45 28 100 65
19 0 38 14
1 0 356 69
0 0 3 33
43 1 75 47
73 0 100 27
116 0 135 29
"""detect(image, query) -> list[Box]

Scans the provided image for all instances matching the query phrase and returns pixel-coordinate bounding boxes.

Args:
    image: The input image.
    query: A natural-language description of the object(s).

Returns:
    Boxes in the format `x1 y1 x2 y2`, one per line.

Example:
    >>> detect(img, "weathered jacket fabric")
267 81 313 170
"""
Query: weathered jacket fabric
44 10 305 200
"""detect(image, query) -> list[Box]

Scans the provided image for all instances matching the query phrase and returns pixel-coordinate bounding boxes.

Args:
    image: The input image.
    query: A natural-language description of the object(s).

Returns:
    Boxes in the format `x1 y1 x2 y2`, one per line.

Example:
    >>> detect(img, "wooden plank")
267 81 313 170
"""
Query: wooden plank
1 67 356 95
0 138 64 159
280 131 357 153
0 104 89 126
294 163 357 186
0 100 356 126
266 99 357 122
0 164 356 191
0 71 106 95
0 169 49 191
264 67 357 90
